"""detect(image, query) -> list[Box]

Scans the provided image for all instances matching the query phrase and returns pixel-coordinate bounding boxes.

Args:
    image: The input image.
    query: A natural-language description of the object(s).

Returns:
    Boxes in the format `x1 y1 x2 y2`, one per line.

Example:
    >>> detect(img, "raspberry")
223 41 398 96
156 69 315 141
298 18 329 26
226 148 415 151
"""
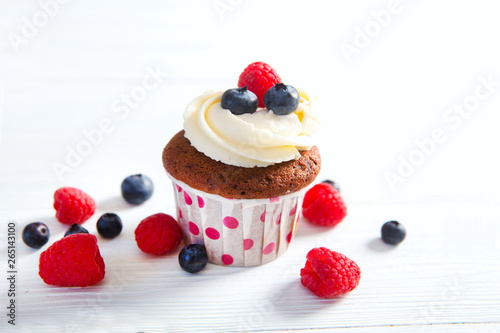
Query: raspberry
300 247 360 298
39 234 105 287
135 213 182 255
238 61 281 108
302 183 347 227
53 187 96 225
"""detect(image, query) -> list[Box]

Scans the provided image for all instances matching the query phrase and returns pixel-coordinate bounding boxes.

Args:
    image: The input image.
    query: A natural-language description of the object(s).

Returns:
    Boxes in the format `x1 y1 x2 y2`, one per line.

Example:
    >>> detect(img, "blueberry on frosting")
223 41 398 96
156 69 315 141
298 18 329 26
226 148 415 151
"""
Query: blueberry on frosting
221 86 258 115
263 83 300 115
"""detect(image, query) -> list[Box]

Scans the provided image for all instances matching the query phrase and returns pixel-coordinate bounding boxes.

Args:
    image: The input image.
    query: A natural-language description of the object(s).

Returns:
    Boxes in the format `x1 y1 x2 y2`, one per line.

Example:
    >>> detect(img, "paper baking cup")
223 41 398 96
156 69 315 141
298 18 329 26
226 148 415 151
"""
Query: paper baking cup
167 173 306 267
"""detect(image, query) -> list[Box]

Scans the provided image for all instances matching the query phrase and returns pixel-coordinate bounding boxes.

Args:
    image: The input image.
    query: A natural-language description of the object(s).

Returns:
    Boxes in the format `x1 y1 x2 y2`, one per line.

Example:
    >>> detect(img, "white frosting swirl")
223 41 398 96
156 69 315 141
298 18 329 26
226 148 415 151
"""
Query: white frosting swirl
183 89 319 168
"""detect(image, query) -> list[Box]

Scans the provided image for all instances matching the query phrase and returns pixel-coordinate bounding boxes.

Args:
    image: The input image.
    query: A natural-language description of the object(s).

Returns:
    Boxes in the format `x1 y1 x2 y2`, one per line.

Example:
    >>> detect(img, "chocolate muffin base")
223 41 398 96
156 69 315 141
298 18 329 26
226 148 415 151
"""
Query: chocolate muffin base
162 130 321 199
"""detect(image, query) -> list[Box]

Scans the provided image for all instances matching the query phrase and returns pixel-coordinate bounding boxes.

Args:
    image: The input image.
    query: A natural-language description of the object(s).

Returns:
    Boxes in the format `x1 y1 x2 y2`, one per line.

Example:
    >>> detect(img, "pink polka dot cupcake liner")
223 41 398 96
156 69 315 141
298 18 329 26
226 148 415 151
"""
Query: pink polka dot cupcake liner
167 174 305 267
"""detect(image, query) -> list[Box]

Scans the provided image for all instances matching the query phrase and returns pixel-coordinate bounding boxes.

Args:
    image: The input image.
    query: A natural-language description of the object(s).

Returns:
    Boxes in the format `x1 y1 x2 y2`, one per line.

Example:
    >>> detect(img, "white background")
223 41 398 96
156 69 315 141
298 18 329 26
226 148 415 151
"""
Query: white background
0 0 499 332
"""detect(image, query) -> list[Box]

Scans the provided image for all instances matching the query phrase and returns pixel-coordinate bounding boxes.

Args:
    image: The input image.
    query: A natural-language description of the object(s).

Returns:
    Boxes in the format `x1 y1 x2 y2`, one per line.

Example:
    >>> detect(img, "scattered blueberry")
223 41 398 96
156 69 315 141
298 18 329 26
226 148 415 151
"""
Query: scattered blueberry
221 86 258 115
381 221 406 245
22 222 50 249
64 223 89 237
178 244 208 274
263 83 300 115
322 179 341 192
96 213 123 239
121 174 154 205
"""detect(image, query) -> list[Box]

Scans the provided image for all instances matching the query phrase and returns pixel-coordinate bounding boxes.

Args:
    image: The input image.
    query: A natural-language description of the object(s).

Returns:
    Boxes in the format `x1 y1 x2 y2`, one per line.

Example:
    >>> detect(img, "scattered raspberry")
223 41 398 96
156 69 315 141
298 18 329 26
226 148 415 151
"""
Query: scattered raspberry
238 61 281 108
53 187 96 225
300 247 360 298
302 183 347 227
135 213 182 255
39 234 105 287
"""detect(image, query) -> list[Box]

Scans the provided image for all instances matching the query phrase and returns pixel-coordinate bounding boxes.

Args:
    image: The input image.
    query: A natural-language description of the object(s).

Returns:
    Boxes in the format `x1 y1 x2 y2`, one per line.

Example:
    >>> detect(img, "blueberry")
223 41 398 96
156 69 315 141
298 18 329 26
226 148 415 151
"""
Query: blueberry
96 213 123 239
381 221 406 245
178 244 208 274
64 223 89 237
263 83 300 115
121 174 154 204
221 86 258 115
322 179 341 193
22 222 50 249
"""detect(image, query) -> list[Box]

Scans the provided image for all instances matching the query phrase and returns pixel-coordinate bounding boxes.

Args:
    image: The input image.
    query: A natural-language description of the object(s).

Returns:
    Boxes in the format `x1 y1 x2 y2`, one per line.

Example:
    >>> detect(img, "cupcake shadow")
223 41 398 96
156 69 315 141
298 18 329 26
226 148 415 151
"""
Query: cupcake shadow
294 217 332 238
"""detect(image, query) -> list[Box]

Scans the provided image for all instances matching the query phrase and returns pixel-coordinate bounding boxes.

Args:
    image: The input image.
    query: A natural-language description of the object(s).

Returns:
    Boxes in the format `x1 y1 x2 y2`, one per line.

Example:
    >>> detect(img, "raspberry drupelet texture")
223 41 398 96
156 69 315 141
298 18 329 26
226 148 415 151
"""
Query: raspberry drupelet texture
135 213 182 255
300 247 360 298
39 234 105 287
302 183 347 227
238 61 282 108
53 187 96 225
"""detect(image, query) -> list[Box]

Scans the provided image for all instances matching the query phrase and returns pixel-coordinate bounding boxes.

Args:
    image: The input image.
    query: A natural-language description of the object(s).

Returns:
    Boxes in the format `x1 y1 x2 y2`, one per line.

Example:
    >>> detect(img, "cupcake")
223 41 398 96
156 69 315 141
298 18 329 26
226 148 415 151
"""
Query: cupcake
162 62 320 266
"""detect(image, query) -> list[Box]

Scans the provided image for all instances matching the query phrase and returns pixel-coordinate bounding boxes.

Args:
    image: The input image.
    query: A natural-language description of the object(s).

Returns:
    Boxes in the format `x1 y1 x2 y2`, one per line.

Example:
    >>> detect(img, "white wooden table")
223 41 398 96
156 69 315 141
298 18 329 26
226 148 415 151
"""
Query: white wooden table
1 1 500 332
